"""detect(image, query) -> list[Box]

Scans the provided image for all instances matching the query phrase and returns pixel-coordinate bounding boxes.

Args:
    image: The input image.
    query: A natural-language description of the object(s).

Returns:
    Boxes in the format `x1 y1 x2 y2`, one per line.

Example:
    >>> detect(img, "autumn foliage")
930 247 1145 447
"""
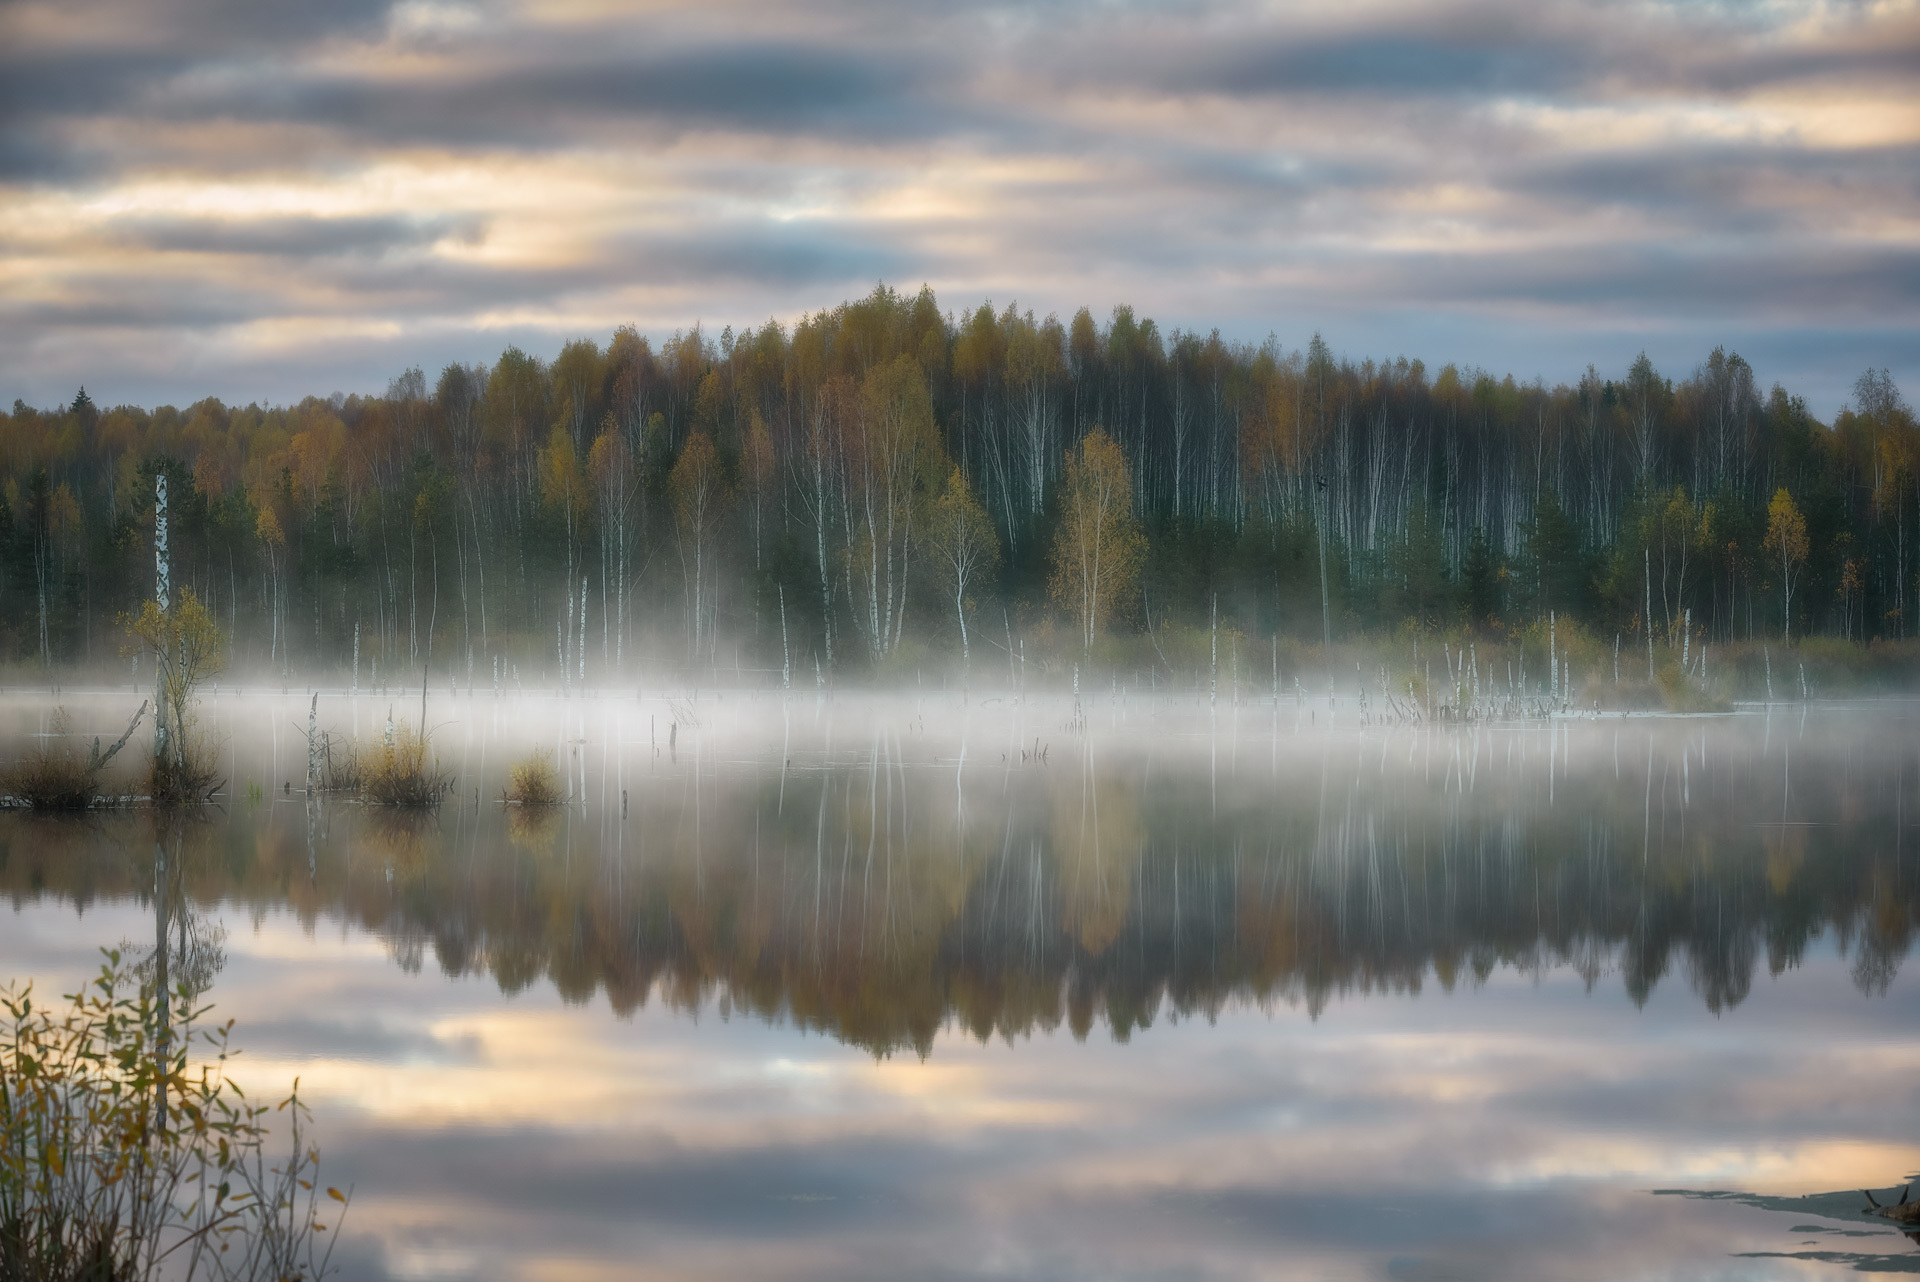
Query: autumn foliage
1 286 1913 686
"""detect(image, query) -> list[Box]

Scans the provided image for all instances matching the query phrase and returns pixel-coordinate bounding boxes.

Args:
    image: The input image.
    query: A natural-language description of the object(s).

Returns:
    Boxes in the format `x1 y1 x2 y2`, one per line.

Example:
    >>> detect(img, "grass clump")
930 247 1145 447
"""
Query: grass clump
2 752 103 811
1 952 350 1280
0 705 145 810
360 721 451 807
505 748 562 806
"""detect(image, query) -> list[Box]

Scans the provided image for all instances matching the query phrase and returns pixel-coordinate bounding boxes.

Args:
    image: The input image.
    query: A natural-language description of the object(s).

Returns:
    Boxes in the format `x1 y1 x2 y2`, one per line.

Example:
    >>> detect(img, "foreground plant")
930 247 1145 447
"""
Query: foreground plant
0 953 349 1280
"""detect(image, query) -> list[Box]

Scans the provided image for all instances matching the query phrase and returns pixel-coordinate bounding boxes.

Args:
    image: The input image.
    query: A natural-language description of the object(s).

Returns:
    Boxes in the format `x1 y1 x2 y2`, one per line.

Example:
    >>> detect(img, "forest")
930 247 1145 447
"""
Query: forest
1 283 1915 689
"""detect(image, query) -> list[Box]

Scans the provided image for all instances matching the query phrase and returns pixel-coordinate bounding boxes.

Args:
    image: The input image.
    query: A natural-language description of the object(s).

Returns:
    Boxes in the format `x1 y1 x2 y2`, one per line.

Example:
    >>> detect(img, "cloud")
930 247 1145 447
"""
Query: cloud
0 0 1914 412
106 212 482 258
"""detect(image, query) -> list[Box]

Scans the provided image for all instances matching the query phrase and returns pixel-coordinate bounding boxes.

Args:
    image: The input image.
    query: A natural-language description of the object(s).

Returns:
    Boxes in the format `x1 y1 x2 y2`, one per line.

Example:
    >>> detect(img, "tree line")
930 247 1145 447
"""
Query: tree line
1 283 1913 684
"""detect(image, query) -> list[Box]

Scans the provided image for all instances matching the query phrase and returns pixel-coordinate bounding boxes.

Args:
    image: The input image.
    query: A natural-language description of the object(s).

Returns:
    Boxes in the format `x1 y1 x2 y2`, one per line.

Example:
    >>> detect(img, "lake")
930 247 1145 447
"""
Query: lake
3 686 1918 1280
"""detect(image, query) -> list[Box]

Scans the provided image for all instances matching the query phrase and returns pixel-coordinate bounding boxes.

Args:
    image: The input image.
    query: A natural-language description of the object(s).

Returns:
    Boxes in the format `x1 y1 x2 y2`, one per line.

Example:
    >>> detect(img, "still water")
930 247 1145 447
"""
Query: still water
3 688 1919 1280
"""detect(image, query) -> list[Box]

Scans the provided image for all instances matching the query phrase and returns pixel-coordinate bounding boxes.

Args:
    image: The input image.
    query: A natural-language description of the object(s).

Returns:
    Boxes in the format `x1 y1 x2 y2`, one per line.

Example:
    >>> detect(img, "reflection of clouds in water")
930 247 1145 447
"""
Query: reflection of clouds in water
5 897 1920 1279
211 928 1920 1280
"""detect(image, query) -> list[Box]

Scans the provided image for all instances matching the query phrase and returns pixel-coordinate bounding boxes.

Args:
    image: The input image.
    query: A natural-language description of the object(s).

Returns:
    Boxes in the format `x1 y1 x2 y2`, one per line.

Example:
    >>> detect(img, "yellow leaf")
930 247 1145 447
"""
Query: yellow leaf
328 1187 346 1203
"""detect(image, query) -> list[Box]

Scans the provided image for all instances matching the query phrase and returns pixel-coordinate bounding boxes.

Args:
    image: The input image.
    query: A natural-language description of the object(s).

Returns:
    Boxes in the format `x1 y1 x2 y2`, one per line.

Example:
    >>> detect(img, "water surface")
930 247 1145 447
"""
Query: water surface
4 689 1918 1280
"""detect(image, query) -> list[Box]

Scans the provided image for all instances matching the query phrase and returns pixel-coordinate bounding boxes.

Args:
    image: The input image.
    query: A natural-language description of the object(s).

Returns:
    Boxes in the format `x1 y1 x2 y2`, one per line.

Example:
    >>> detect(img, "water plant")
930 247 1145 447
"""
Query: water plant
0 952 349 1280
360 720 450 807
505 747 562 806
0 704 146 810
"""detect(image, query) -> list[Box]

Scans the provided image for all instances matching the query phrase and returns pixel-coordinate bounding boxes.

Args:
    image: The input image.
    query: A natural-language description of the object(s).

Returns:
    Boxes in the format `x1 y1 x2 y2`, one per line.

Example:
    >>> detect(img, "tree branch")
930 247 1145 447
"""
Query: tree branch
88 700 148 772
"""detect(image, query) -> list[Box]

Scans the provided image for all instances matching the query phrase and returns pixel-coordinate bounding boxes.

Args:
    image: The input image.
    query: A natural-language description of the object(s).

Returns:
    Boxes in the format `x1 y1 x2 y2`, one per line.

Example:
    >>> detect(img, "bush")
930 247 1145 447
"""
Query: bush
0 953 349 1280
360 721 450 807
506 748 562 806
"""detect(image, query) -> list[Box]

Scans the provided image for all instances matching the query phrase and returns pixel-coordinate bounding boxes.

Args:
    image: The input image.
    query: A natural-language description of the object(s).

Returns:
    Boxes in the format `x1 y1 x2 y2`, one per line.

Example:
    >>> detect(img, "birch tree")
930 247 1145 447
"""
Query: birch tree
589 421 636 668
1050 428 1144 652
926 464 998 669
1767 487 1808 643
846 356 939 658
669 430 726 663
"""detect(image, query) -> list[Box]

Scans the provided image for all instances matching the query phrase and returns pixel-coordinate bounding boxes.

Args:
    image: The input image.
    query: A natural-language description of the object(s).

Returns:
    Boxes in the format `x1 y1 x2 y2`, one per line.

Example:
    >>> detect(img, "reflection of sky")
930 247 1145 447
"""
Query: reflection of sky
6 896 1918 1281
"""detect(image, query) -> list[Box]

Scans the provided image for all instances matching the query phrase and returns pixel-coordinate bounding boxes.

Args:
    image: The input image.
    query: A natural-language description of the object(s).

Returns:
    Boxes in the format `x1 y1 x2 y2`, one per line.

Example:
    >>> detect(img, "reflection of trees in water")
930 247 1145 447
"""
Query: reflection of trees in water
122 906 227 1000
2 728 1915 1055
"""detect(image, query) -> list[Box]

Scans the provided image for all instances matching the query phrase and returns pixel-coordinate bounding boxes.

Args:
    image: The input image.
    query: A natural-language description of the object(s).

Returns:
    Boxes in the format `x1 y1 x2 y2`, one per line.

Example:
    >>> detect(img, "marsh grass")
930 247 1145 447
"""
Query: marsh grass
1 706 145 810
2 750 107 811
0 953 349 1280
505 748 562 806
360 722 451 807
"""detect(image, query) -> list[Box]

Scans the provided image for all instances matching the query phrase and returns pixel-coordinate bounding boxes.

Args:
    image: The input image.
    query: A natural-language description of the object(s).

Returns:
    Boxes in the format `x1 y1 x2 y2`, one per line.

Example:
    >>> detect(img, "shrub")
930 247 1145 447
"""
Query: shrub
0 953 349 1280
506 748 562 806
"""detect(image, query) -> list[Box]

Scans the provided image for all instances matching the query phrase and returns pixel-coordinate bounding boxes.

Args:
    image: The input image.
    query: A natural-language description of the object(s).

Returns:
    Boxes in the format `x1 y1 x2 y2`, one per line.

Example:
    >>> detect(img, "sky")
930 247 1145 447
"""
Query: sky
2 0 1916 417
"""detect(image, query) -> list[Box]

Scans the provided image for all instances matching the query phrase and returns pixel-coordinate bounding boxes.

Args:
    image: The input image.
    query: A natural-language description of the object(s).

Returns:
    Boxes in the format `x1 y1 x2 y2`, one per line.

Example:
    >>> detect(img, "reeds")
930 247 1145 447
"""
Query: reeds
505 747 562 806
0 703 146 810
360 722 451 807
1 750 107 810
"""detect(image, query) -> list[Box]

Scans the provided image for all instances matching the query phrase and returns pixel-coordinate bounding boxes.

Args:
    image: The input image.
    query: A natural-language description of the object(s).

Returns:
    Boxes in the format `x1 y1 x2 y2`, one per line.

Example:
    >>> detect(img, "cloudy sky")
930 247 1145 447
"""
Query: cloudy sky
2 0 1915 414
